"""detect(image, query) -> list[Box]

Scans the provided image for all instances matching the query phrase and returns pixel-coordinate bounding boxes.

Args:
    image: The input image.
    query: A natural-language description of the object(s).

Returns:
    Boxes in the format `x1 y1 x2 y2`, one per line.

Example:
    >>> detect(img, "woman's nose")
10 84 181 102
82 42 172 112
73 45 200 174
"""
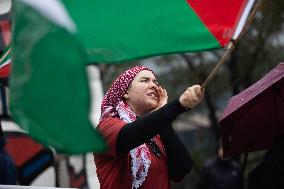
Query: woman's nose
149 81 158 89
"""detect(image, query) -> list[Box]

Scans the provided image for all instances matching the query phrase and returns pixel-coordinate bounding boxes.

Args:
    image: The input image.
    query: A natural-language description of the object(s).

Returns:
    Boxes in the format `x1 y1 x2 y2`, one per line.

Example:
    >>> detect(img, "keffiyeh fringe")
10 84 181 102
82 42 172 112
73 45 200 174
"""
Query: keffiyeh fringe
117 101 151 189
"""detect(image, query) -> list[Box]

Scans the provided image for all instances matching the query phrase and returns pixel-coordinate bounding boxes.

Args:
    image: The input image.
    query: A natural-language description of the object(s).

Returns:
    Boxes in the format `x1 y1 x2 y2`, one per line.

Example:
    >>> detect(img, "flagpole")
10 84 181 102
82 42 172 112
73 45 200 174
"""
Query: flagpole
201 41 235 88
201 0 262 89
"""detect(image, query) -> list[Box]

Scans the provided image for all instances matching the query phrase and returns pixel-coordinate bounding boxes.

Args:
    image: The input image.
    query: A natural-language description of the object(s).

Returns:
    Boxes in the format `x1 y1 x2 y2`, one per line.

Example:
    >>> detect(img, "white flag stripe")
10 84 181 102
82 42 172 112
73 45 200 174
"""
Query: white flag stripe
0 59 11 68
233 0 256 40
0 47 11 63
19 0 77 33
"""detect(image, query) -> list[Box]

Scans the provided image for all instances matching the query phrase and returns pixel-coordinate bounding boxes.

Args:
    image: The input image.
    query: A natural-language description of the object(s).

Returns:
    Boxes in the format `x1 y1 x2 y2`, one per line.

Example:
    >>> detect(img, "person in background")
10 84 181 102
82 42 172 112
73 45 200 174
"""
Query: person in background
198 144 242 189
247 133 284 189
0 120 17 185
94 66 204 189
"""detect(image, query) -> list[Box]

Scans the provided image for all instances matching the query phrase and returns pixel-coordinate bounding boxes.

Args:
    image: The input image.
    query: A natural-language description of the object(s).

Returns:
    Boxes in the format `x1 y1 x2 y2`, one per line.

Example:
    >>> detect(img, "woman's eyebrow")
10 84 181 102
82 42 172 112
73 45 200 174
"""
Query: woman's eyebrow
139 77 159 84
140 76 157 81
139 76 150 80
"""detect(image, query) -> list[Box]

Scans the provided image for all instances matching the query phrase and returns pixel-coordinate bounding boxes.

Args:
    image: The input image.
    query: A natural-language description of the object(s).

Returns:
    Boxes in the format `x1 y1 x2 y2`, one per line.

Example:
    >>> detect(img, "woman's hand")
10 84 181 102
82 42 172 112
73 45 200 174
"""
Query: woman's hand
179 85 204 109
153 86 168 111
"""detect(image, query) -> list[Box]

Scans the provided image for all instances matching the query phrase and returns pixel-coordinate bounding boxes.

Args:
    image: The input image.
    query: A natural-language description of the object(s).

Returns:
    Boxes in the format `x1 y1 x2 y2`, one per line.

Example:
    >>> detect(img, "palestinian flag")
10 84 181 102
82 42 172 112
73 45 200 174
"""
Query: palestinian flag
11 0 106 154
10 0 256 154
61 0 255 63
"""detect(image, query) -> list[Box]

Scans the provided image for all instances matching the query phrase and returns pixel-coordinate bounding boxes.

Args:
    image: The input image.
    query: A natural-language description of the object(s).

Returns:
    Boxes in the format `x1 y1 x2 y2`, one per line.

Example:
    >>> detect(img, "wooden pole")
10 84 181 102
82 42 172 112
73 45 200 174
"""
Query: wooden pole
201 0 262 88
201 41 235 88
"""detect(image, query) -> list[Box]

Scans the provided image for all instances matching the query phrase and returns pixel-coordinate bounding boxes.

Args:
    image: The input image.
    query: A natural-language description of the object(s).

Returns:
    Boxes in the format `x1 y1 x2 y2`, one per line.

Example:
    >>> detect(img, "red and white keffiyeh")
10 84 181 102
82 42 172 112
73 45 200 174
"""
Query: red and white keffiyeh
100 66 154 189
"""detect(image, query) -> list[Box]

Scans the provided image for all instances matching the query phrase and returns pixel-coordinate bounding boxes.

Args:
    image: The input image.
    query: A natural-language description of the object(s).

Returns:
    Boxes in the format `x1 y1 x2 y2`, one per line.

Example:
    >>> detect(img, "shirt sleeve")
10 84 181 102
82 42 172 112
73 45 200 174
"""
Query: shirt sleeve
159 127 193 181
97 118 126 157
116 99 188 155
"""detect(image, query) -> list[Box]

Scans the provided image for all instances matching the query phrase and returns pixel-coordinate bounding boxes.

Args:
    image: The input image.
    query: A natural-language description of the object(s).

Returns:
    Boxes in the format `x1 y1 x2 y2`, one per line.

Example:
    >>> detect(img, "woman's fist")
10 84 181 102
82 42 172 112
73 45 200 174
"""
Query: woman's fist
179 85 204 109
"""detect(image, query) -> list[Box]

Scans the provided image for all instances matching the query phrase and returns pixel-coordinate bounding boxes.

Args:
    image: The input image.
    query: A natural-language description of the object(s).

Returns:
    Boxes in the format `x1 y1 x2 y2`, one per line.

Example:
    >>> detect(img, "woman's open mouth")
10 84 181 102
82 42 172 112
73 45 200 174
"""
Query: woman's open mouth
147 92 158 100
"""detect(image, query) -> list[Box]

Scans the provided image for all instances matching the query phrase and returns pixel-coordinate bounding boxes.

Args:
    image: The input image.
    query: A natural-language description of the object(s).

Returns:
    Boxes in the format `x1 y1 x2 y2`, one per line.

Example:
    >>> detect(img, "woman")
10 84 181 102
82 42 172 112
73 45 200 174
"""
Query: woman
94 66 204 189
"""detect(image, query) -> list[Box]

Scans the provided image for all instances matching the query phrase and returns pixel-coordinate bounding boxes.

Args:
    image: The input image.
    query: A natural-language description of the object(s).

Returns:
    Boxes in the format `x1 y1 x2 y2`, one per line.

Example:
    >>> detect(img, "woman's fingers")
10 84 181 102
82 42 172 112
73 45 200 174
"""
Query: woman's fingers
153 86 168 111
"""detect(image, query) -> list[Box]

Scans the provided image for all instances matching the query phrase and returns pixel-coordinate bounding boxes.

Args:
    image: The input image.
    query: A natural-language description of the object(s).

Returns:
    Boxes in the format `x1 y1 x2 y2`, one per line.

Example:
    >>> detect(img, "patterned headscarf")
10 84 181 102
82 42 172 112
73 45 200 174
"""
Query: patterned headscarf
100 66 154 189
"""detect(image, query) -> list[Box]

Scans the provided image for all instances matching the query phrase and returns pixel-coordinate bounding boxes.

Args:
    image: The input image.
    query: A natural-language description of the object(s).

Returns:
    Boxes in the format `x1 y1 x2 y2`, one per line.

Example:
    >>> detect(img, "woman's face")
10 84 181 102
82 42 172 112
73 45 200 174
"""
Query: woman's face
123 70 159 116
